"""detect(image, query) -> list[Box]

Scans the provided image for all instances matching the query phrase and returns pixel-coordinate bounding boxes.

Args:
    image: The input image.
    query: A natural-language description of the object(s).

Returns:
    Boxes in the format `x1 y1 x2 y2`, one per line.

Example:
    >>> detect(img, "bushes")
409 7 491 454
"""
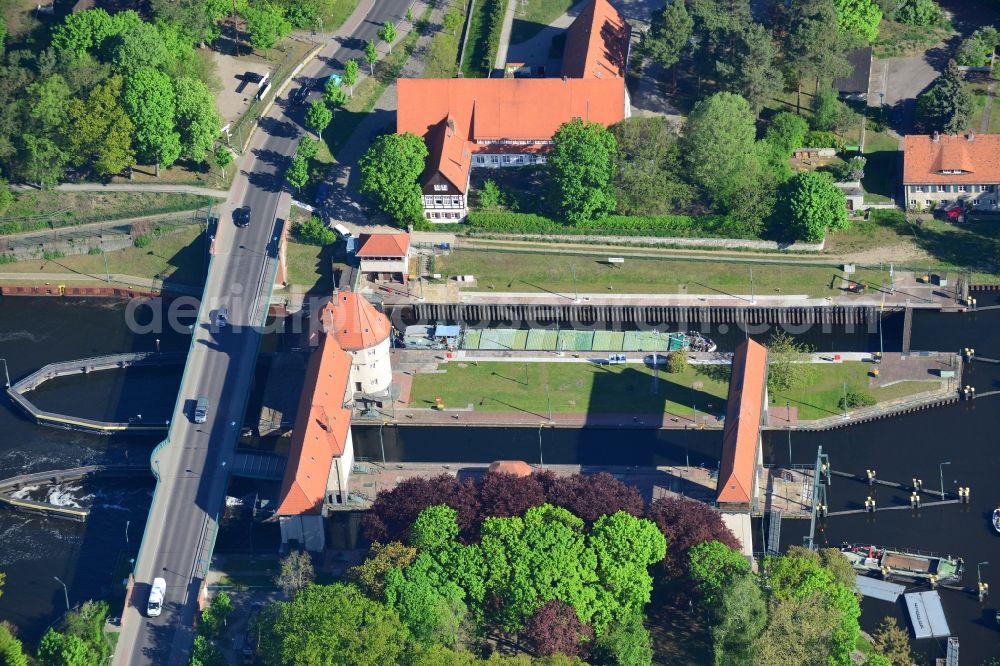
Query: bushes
294 216 337 245
956 27 1000 67
803 130 847 151
896 0 942 26
481 0 507 72
133 234 152 248
466 211 755 239
839 389 876 410
666 352 688 374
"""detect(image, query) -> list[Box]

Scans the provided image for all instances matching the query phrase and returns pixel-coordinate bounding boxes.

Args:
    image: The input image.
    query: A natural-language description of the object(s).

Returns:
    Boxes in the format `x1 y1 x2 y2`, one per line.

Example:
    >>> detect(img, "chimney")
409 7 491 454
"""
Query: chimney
967 133 975 142
932 131 939 143
447 118 456 137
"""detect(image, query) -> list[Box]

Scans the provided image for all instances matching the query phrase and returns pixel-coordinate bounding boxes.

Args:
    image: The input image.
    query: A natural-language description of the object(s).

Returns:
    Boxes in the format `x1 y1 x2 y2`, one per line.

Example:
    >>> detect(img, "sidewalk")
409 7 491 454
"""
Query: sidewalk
0 272 202 295
12 183 228 198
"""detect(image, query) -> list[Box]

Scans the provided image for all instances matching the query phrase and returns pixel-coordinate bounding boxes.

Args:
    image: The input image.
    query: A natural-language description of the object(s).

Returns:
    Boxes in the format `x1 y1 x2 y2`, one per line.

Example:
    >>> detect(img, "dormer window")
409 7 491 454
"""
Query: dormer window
938 169 967 174
434 184 447 191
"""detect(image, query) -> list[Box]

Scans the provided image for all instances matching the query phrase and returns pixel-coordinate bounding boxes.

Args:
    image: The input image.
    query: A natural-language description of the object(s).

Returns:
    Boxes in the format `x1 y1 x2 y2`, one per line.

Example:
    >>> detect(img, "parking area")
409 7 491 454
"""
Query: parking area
210 50 274 126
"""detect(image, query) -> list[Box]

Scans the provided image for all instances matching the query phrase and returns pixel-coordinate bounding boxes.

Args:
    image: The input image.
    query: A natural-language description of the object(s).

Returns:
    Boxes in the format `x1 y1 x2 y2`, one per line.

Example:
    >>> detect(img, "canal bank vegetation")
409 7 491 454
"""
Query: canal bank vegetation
433 247 887 298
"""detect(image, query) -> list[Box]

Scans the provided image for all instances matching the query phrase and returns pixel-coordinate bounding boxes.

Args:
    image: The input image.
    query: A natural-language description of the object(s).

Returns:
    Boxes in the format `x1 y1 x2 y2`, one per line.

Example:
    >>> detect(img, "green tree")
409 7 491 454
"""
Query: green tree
51 8 116 56
864 655 893 666
294 216 337 245
0 16 7 55
643 0 693 82
711 574 766 666
108 20 169 75
835 0 882 43
765 112 809 157
0 180 12 216
124 67 181 173
666 351 688 374
379 21 397 54
811 83 847 131
37 630 95 666
285 154 308 190
688 540 752 605
214 145 233 179
765 330 815 393
717 23 782 116
19 134 67 188
0 622 27 666
304 100 333 133
258 584 409 666
275 550 315 597
752 592 839 666
384 553 469 647
590 612 653 666
549 118 618 224
870 617 912 666
174 77 221 162
151 0 223 46
782 171 848 242
27 74 72 135
244 3 291 51
296 137 319 160
198 591 234 638
323 80 348 113
67 75 136 177
610 116 694 216
343 59 359 97
347 541 418 600
916 59 972 134
784 0 851 109
358 132 428 225
896 0 942 26
364 39 378 75
189 635 224 666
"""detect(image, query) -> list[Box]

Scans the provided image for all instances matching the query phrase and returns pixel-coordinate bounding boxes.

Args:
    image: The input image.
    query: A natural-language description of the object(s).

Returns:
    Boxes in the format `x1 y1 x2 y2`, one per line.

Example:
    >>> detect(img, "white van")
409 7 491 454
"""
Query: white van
147 577 166 617
333 223 352 239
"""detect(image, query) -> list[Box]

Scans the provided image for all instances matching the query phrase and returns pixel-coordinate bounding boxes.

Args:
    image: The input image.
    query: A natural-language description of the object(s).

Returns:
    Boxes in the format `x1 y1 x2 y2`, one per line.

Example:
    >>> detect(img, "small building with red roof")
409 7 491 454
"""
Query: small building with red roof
356 233 410 285
395 0 632 222
716 339 768 513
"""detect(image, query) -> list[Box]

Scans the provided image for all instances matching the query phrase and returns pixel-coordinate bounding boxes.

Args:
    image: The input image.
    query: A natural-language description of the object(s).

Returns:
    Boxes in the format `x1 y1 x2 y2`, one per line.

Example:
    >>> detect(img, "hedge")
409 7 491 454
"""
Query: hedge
465 211 757 239
481 0 508 72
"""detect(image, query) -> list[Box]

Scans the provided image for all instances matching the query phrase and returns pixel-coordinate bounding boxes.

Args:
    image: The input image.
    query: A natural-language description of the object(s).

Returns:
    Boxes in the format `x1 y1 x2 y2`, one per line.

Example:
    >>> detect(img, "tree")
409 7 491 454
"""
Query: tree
711 574 766 666
665 351 688 374
150 0 222 46
681 93 760 216
590 613 652 666
364 39 378 75
358 132 428 226
174 77 221 162
443 9 463 37
765 329 815 393
363 474 480 543
524 600 593 658
811 83 847 132
323 80 348 113
190 635 224 666
646 496 739 576
379 22 397 54
549 118 618 224
296 138 319 160
609 117 694 216
478 471 546 519
343 59 359 97
258 584 409 666
244 3 291 51
896 0 942 26
18 134 67 188
688 540 752 605
27 74 71 135
643 0 693 79
294 216 337 245
347 541 418 600
124 67 181 173
543 472 645 523
765 112 809 158
916 59 972 134
51 9 116 56
67 75 135 177
285 154 308 190
304 99 333 133
275 550 315 597
716 24 782 116
784 0 851 107
213 145 233 179
589 512 666 630
0 622 27 666
752 592 840 666
37 630 94 666
834 0 882 43
384 553 469 647
870 617 912 666
782 171 848 242
107 20 169 75
198 591 234 638
0 180 11 216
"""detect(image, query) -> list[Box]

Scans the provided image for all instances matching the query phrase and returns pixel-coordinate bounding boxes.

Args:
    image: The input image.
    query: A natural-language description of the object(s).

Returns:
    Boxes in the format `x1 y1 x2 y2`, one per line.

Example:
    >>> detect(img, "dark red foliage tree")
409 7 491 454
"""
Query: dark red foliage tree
543 472 645 523
362 474 480 543
646 496 739 575
524 600 593 658
477 472 546 520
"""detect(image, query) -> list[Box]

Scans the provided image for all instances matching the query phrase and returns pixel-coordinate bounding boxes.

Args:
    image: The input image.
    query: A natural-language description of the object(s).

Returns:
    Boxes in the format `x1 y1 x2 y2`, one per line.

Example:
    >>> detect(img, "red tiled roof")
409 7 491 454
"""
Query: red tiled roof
319 290 392 351
396 77 627 143
424 117 474 191
488 460 534 477
356 233 410 257
903 133 1000 184
276 333 352 516
562 0 631 79
716 339 768 506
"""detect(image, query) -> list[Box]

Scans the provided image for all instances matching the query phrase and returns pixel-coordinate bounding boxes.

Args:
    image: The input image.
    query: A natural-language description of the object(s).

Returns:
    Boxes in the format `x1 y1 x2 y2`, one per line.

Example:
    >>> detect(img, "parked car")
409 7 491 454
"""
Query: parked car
233 206 251 228
213 307 228 329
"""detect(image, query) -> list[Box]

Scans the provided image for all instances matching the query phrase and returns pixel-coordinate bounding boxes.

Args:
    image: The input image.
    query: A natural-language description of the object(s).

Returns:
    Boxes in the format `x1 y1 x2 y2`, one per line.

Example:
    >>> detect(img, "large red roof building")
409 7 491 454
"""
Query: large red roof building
396 0 632 222
716 339 768 513
904 133 1000 211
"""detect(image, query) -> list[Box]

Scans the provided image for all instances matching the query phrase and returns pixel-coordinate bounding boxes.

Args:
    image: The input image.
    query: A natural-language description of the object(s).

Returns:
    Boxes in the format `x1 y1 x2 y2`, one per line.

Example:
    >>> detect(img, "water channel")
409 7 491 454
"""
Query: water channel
0 295 997 662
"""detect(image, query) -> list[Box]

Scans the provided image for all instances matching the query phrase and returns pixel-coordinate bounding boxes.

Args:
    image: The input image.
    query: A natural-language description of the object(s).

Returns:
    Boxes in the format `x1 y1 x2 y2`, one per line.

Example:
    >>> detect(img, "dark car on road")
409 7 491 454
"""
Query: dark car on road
233 206 251 228
289 86 309 105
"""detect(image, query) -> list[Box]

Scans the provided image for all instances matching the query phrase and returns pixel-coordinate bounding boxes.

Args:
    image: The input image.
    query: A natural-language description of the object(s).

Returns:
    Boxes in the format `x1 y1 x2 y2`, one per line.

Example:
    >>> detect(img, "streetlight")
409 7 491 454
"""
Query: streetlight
53 576 69 611
155 338 161 353
378 421 387 465
0 358 9 388
125 520 130 546
537 423 544 468
545 383 552 423
939 461 951 499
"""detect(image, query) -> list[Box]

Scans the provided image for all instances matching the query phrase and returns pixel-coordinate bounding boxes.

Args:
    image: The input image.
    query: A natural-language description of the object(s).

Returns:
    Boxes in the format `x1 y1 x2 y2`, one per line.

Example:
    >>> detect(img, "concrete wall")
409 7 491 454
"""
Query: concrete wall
279 515 325 552
327 429 355 504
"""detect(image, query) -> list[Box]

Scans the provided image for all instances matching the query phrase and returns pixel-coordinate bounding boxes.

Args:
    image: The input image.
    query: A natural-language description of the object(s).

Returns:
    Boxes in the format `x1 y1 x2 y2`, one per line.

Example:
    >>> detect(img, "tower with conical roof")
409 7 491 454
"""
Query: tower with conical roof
318 288 393 396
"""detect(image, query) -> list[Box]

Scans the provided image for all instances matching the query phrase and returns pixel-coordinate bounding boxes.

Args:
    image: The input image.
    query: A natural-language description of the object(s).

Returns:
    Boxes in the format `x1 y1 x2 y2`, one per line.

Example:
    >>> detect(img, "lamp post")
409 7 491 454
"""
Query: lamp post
939 461 951 499
378 421 386 465
978 561 989 586
537 422 544 468
0 358 9 388
53 576 69 611
545 383 552 423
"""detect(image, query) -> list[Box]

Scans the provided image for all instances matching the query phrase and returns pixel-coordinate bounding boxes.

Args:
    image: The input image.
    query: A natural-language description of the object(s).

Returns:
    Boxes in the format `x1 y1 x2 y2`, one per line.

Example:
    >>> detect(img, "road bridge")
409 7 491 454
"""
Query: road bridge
113 1 412 662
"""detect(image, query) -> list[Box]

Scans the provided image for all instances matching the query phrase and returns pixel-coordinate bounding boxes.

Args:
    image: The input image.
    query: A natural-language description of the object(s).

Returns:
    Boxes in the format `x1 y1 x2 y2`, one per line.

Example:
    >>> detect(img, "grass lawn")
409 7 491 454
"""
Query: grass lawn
509 0 575 45
969 77 1000 134
435 248 887 297
323 0 361 30
0 192 216 234
0 224 208 286
423 4 467 78
862 130 899 200
771 361 939 420
873 18 954 58
410 361 731 416
284 238 337 293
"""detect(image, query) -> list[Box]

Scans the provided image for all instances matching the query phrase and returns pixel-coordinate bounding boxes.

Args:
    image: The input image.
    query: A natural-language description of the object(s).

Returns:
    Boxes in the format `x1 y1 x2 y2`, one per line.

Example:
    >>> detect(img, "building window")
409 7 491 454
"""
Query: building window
452 196 460 206
936 185 945 192
491 155 499 164
515 155 523 164
434 184 447 192
355 382 362 392
432 212 440 219
425 212 431 218
502 155 511 164
910 199 917 206
958 185 966 192
434 197 442 205
475 155 485 164
980 185 989 192
913 185 923 192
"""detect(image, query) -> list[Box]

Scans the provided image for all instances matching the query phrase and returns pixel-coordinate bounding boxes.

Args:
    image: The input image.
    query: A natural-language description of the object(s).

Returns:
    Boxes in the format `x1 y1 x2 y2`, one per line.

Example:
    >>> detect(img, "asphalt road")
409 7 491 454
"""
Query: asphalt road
113 1 411 663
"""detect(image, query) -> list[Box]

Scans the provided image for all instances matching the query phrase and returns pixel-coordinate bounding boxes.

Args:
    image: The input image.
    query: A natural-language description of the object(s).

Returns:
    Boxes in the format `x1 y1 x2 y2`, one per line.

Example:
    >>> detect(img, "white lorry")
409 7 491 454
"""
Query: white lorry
147 577 166 617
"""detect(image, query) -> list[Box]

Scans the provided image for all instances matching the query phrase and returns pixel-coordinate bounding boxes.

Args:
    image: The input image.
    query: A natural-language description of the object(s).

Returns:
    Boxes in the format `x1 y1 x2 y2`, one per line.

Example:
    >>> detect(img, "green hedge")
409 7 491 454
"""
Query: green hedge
482 0 507 72
465 211 757 239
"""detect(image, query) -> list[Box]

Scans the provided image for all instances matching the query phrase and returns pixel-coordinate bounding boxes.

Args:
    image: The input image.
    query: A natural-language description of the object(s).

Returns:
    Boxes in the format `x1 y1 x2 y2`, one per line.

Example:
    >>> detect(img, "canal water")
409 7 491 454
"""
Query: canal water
1 295 998 661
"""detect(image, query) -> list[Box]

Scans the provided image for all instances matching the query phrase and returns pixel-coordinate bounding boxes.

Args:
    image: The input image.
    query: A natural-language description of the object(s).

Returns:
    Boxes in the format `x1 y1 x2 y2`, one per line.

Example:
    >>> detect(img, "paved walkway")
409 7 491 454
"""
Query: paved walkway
0 272 203 294
504 0 588 74
12 183 229 198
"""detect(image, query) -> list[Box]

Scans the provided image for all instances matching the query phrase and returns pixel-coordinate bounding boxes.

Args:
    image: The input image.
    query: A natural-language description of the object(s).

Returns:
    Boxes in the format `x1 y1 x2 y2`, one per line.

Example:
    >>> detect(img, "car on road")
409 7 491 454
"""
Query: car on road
233 206 251 228
147 577 166 617
289 86 309 105
891 105 904 126
214 307 229 329
193 396 209 424
326 73 342 88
